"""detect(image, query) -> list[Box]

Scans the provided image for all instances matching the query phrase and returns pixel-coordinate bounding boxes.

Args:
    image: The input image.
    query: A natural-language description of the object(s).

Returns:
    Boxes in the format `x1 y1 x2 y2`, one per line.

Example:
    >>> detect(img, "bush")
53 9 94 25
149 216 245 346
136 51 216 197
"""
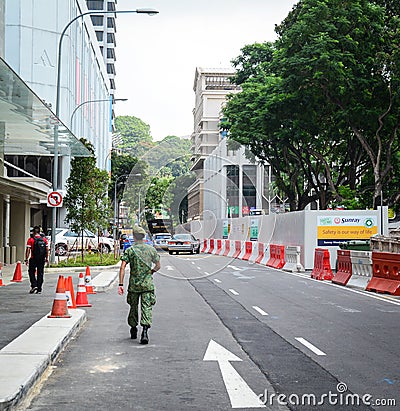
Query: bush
50 253 120 268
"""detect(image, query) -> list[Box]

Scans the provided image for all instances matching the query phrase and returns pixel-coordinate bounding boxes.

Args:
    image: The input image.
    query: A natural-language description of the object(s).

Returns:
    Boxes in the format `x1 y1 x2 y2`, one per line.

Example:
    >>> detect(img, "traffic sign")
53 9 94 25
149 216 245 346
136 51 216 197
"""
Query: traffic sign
47 191 63 207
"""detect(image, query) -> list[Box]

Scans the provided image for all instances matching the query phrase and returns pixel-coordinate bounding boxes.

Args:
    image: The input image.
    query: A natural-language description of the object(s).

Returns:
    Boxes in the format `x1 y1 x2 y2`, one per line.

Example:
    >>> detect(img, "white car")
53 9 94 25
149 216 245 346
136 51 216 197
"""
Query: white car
152 233 172 250
47 228 114 256
167 234 200 255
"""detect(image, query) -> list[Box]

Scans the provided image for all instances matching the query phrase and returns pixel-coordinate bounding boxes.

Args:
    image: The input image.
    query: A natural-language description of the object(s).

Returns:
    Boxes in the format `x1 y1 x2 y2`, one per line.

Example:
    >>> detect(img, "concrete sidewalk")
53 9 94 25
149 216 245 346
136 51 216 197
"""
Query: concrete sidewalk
0 264 119 410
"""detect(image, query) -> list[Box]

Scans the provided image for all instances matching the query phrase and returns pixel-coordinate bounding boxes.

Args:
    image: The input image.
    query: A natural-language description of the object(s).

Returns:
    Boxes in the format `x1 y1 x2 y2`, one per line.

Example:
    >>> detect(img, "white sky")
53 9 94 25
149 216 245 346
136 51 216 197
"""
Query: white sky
115 0 298 141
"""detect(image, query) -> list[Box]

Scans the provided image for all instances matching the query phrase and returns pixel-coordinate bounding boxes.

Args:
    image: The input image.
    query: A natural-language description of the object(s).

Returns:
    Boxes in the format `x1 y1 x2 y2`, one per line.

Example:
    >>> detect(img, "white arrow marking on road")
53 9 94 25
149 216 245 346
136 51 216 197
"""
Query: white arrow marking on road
252 306 268 316
214 279 221 283
203 340 265 408
165 266 175 271
229 289 239 296
295 337 326 356
227 265 242 271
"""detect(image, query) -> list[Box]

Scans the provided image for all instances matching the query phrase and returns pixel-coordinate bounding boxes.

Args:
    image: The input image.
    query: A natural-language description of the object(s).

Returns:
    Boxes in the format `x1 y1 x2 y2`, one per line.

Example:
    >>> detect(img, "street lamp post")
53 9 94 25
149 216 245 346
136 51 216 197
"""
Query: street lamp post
50 8 159 263
70 98 128 129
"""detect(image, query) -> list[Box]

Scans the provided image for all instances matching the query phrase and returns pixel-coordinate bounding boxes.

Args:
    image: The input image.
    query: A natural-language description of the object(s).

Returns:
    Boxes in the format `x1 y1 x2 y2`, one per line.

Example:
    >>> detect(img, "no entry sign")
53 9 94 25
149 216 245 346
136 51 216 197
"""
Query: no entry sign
47 191 63 207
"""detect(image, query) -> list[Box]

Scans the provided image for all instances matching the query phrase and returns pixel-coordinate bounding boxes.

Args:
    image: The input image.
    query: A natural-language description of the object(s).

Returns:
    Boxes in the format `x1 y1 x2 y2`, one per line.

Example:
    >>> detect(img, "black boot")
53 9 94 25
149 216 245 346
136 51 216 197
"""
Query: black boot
130 326 138 339
140 325 149 344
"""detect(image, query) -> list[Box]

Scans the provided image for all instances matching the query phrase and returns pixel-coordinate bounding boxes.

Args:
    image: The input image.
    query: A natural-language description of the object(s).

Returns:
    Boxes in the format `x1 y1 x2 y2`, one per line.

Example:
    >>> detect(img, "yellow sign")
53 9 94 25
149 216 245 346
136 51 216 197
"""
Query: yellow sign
318 226 377 239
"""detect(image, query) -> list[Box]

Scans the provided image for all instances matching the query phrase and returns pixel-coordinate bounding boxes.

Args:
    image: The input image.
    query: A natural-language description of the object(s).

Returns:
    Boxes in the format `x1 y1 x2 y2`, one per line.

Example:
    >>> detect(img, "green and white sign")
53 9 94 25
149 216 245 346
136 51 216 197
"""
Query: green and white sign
223 220 229 239
250 219 258 241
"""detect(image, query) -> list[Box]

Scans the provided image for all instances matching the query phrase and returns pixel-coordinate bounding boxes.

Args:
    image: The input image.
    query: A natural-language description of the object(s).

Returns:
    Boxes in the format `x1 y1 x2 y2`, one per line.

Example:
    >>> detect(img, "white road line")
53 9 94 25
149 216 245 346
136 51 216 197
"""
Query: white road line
229 289 239 296
227 265 242 271
165 266 174 271
295 337 326 356
282 270 400 307
197 266 202 270
204 271 210 276
214 279 221 283
252 306 269 316
191 262 195 265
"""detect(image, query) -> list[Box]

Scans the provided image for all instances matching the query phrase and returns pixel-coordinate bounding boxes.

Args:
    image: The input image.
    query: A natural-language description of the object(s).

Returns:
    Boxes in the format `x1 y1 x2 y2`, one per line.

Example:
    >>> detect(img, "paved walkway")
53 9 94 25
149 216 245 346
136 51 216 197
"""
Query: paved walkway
0 262 119 410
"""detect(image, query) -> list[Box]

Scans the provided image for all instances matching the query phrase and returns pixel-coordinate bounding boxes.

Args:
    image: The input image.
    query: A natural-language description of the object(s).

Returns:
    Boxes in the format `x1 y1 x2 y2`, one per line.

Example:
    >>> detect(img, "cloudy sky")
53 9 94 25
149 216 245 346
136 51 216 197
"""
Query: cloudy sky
115 0 298 140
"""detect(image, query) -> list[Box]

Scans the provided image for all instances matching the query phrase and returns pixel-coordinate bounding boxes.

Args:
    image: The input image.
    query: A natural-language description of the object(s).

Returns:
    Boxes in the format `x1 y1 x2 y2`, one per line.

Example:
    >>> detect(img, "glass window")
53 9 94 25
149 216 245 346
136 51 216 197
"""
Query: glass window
91 15 104 26
87 1 104 10
96 31 103 41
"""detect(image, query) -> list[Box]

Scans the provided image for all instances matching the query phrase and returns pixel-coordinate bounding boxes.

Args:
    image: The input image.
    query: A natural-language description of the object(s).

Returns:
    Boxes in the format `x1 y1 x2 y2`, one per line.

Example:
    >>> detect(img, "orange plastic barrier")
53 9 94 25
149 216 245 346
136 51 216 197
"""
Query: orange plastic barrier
266 244 277 267
232 241 241 259
255 243 265 264
273 245 285 269
311 248 333 280
223 240 230 257
242 241 253 261
215 240 223 255
208 239 215 254
366 252 400 296
266 245 285 268
201 240 207 253
332 250 352 286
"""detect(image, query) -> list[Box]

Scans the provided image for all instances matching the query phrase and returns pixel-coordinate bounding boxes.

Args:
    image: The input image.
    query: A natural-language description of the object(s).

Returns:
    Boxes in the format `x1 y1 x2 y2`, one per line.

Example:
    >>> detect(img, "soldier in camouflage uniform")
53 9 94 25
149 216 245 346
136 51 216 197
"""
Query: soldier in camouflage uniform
118 226 161 344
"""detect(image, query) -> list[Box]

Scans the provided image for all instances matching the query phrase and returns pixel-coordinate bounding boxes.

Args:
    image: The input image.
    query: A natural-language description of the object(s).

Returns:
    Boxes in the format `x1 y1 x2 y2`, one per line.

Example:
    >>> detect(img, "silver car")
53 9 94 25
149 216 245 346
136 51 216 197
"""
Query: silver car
167 234 200 255
153 233 172 250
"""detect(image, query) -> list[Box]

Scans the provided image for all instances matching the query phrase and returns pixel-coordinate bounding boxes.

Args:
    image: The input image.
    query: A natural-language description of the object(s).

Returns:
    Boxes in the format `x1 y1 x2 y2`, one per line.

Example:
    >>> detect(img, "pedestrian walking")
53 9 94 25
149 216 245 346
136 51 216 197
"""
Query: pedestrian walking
118 226 160 344
25 226 49 294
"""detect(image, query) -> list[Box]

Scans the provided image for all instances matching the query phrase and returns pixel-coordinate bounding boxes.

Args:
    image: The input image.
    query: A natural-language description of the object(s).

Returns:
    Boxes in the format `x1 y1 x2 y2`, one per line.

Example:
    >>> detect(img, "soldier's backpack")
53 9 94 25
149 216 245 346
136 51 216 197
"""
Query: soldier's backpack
32 236 47 261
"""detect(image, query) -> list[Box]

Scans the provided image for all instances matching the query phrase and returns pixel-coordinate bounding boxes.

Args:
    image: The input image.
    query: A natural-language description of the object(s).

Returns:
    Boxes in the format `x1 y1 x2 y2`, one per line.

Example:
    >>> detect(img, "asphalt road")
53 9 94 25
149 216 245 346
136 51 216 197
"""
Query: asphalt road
25 252 399 410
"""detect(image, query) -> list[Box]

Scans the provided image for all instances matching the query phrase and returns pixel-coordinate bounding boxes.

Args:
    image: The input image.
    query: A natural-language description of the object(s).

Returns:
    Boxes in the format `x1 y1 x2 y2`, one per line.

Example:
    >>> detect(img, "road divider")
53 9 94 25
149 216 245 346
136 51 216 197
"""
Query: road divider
283 246 305 272
332 250 352 286
366 251 400 296
311 248 333 281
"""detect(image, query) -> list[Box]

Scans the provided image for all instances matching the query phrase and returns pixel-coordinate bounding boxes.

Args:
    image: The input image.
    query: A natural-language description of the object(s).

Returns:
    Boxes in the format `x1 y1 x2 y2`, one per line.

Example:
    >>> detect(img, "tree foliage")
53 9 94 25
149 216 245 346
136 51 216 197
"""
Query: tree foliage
64 139 111 259
114 116 155 158
223 0 400 210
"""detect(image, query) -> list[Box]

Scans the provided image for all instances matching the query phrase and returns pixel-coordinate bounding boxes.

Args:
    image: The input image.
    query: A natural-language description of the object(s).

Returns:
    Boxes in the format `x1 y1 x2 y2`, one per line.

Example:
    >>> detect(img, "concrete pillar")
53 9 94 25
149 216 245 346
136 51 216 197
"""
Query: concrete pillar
4 194 9 246
4 246 10 264
10 245 16 264
10 200 30 261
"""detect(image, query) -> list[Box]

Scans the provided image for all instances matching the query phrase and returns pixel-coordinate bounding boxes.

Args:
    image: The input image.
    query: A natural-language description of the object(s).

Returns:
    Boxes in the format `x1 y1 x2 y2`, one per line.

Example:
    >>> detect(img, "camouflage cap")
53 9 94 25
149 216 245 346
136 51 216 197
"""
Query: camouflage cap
132 226 146 235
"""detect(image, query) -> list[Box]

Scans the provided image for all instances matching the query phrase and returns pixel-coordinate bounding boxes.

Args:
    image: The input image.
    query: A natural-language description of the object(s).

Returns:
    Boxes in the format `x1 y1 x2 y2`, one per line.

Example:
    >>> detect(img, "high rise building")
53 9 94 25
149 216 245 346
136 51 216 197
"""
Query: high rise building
86 0 117 100
188 67 240 220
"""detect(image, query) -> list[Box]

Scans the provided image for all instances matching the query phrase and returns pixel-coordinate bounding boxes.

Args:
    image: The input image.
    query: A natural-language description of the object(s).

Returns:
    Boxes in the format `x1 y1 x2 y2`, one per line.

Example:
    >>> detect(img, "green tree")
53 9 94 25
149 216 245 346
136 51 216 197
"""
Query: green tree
224 0 400 210
64 139 111 260
114 116 155 157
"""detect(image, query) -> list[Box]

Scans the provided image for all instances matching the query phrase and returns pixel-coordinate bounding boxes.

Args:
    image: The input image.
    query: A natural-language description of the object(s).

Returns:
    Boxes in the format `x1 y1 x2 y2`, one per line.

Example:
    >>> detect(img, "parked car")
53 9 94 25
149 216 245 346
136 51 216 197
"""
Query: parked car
122 234 154 251
167 234 200 255
153 233 172 250
47 228 114 256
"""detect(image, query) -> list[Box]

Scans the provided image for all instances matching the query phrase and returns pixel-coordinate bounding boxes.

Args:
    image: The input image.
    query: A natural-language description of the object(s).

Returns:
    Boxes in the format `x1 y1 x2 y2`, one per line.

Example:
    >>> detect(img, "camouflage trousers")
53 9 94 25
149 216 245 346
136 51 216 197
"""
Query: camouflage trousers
127 290 156 327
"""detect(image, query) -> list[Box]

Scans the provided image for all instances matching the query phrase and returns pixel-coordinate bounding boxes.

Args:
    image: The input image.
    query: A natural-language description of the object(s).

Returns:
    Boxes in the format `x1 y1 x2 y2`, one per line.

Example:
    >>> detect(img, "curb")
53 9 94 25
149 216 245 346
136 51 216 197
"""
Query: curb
0 309 86 411
45 263 120 273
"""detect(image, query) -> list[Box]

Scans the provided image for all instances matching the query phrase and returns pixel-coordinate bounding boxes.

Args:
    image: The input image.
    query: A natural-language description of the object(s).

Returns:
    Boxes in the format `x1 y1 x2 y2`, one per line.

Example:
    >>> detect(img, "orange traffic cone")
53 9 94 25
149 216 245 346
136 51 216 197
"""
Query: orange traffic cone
0 263 5 287
85 266 96 294
76 273 92 307
48 275 71 318
65 276 77 309
10 261 23 282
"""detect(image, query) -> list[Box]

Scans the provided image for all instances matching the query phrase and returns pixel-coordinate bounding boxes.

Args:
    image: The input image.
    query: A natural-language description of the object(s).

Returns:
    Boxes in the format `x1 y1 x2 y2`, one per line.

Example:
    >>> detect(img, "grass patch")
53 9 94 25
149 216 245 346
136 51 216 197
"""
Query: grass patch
50 252 120 267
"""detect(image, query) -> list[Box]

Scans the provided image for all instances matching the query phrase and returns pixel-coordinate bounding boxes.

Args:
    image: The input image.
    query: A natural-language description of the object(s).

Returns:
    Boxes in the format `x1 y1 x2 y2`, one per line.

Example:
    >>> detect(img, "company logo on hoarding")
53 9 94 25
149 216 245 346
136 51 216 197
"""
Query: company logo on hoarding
334 217 341 224
364 218 374 228
319 217 332 225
